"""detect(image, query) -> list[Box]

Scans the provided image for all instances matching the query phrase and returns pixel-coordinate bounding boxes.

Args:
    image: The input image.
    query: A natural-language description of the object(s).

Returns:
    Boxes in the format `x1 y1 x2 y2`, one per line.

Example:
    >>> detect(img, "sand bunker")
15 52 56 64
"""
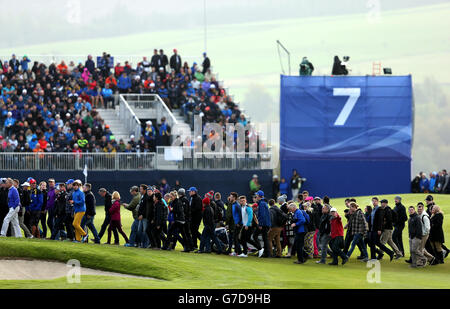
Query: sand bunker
0 259 155 280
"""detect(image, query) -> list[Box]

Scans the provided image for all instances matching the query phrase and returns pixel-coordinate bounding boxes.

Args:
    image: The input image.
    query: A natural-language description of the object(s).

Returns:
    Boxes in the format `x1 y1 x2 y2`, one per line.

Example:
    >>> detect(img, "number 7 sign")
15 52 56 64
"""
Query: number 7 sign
333 88 361 126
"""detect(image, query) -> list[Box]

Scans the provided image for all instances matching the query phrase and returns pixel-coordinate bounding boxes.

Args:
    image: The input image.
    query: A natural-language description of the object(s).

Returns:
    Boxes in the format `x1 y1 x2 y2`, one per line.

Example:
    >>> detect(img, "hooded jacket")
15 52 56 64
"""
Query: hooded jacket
72 188 86 213
257 198 271 227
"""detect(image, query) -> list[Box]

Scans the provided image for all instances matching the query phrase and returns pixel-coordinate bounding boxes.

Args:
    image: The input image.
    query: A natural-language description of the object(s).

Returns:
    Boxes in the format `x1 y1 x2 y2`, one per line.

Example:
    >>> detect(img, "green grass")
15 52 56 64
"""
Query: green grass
0 193 449 289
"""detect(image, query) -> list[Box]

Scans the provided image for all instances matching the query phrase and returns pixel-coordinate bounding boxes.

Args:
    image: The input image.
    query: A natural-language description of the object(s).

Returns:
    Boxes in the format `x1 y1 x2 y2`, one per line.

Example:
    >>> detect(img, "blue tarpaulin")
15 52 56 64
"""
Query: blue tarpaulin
280 75 412 198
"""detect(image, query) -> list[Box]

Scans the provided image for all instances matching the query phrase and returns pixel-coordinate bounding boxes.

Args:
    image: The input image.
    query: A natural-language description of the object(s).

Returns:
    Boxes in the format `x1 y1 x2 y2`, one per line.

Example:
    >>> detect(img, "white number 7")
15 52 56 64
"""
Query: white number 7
333 88 361 126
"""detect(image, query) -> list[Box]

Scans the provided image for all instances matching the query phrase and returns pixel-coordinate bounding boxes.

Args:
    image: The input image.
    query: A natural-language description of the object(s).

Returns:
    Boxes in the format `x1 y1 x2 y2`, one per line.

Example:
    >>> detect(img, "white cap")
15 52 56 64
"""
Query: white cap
330 208 337 212
159 67 164 71
150 83 155 87
21 182 30 187
130 135 135 139
146 120 152 125
22 89 27 94
66 113 71 117
210 84 216 89
7 112 12 116
252 174 258 178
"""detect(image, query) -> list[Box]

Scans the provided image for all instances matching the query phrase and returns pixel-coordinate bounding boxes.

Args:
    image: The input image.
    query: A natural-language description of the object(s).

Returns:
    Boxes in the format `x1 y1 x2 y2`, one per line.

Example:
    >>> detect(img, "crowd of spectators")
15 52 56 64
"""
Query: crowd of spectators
0 50 254 155
411 170 450 194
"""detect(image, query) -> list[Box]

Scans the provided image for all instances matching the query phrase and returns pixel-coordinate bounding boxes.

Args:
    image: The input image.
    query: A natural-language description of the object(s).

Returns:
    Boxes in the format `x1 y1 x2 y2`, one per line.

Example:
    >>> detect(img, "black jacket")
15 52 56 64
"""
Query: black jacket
180 195 191 223
311 203 323 228
85 190 96 216
408 213 422 239
382 206 394 230
430 213 444 243
369 207 385 232
154 200 166 226
41 189 48 211
0 187 9 217
393 202 407 227
55 191 67 218
171 198 185 223
19 188 31 210
103 192 112 213
190 193 203 219
137 194 149 219
170 54 182 72
269 205 287 228
202 204 215 228
202 57 211 74
319 213 332 236
150 54 161 68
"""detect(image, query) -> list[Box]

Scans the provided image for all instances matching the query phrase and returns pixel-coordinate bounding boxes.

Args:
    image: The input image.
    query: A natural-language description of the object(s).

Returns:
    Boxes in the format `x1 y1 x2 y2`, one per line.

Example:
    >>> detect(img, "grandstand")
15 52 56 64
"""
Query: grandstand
0 52 273 198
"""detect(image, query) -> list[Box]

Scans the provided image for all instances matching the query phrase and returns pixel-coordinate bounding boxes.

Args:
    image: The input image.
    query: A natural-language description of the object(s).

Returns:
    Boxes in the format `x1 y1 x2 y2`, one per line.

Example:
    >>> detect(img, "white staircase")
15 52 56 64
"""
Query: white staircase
97 108 132 143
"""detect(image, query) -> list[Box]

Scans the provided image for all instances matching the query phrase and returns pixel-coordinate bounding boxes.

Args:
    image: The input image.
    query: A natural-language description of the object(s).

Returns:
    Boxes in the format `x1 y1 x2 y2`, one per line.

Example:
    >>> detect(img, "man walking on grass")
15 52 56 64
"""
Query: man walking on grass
0 178 22 237
379 199 403 259
408 206 427 268
329 208 349 265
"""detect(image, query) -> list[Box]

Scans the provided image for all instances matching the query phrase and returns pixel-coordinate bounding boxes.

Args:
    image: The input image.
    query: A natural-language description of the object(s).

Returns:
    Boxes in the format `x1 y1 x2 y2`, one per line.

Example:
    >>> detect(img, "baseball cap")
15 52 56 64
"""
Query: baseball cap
66 179 74 185
314 196 321 200
178 188 186 195
425 195 433 201
189 187 197 192
256 190 264 197
21 182 30 187
277 195 286 203
330 208 337 212
29 178 36 184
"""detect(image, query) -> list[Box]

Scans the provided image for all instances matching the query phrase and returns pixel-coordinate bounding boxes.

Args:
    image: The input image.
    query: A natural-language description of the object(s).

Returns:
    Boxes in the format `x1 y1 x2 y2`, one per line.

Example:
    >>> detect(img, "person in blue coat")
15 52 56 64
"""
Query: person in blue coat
279 177 289 197
251 190 271 258
232 195 253 257
28 179 43 238
289 203 308 264
117 73 131 94
70 180 87 242
419 174 430 193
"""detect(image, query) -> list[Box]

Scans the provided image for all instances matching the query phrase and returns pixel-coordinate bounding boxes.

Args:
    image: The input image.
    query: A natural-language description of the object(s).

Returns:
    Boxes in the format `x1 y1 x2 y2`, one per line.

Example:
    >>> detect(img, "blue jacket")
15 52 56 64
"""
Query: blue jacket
72 188 86 213
429 177 436 192
8 186 20 209
118 76 131 90
279 182 289 195
257 199 271 227
420 178 429 192
232 202 253 227
29 188 43 212
292 208 307 233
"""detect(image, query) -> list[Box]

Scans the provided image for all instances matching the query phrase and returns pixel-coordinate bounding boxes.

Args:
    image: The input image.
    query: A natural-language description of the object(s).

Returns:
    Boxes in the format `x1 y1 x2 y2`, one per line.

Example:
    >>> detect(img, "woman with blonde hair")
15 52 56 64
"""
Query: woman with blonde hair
430 205 445 264
107 191 129 245
303 202 316 259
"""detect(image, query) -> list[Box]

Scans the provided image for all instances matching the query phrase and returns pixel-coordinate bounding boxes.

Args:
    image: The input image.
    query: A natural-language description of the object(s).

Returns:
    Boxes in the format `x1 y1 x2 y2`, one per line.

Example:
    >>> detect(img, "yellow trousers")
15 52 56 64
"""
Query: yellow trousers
73 212 87 241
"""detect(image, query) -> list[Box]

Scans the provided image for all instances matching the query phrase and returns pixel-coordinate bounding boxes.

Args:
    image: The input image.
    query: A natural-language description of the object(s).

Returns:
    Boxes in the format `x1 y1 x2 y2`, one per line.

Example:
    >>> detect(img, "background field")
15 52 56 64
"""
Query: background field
1 3 449 174
0 193 448 289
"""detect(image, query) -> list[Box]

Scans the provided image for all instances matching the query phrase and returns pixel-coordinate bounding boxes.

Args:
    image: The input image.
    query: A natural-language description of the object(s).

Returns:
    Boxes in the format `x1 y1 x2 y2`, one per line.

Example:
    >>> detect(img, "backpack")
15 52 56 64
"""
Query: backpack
276 208 289 227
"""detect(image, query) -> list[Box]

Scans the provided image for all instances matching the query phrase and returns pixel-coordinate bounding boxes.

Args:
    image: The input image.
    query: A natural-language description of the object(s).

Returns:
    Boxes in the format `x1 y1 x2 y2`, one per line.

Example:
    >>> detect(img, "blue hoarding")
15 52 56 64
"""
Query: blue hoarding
280 75 412 198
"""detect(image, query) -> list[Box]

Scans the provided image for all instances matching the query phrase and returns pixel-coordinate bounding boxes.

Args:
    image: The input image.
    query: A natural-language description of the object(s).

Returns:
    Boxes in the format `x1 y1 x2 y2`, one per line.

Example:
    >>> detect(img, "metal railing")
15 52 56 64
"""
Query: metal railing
118 95 142 140
0 54 198 67
0 150 272 171
155 147 273 170
0 152 156 171
121 94 178 126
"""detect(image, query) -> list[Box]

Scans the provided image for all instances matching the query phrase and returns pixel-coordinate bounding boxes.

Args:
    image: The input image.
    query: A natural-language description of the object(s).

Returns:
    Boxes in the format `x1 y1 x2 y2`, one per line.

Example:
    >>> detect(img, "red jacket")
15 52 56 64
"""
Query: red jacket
109 199 121 221
330 214 344 239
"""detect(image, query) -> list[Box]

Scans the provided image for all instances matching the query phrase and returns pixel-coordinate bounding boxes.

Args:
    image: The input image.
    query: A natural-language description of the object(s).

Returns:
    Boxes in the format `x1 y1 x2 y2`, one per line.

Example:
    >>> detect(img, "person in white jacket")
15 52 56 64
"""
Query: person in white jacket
417 203 434 264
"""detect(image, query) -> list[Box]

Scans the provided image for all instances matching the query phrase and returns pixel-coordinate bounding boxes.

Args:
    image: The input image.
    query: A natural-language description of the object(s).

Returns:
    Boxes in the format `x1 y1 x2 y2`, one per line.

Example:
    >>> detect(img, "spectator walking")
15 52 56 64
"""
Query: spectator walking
123 186 141 247
393 196 408 256
81 183 100 244
408 206 427 268
329 208 349 265
107 191 129 245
